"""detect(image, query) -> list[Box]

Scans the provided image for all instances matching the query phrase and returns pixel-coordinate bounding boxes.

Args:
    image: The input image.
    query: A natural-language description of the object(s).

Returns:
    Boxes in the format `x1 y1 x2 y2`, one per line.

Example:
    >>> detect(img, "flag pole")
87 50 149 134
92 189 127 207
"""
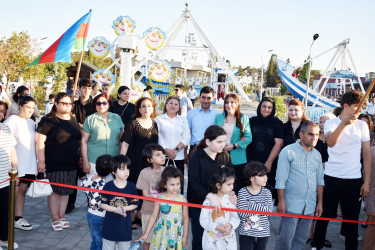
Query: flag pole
355 78 375 114
71 51 84 101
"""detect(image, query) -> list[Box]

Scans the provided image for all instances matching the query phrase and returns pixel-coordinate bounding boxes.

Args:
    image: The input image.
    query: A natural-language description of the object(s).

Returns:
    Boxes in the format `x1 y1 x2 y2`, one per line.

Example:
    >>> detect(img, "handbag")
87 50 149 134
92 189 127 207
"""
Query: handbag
165 158 177 168
26 173 53 198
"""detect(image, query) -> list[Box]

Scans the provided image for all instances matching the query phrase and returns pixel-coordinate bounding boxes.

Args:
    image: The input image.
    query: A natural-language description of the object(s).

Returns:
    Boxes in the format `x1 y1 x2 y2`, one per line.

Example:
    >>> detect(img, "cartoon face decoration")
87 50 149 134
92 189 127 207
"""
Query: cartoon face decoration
143 27 166 50
149 60 171 82
92 69 116 88
87 37 110 58
112 16 136 36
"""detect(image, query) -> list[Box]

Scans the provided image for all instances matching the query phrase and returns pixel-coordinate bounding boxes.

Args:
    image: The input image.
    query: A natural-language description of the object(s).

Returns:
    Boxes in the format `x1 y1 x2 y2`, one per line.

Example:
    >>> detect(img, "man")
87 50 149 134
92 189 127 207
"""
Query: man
67 78 95 214
101 83 116 103
45 94 54 115
187 85 198 106
175 84 193 117
186 86 219 154
90 80 100 98
311 91 371 250
366 97 375 122
275 121 324 250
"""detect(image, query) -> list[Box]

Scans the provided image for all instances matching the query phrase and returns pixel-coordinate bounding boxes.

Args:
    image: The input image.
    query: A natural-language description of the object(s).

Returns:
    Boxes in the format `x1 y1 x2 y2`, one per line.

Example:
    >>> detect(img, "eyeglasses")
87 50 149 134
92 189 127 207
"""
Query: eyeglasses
96 101 109 106
174 89 180 92
58 102 73 106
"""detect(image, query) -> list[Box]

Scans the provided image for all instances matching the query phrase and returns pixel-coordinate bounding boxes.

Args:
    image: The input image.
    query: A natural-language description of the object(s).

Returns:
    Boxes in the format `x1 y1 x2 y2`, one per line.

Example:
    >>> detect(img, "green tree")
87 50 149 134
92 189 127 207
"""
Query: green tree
265 54 281 87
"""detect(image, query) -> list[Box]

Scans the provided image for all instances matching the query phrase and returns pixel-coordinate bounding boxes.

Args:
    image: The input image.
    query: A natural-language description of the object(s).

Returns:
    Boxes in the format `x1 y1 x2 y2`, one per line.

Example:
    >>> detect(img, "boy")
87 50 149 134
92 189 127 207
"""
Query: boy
45 94 54 115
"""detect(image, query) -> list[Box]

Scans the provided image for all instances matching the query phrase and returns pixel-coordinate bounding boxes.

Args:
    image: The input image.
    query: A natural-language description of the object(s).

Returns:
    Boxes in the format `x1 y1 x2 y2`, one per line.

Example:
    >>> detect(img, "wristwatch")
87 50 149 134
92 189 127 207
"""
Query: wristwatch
175 146 180 152
232 144 237 150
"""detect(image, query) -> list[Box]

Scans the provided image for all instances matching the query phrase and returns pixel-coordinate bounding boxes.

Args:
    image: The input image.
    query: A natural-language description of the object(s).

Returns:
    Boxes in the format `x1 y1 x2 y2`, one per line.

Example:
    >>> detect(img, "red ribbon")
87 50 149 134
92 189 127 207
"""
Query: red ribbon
0 178 10 185
17 177 375 225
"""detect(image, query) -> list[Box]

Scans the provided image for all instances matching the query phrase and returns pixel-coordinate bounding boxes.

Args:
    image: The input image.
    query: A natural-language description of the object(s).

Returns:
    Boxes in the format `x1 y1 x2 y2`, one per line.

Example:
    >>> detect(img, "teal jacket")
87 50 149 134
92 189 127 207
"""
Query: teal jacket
214 113 252 165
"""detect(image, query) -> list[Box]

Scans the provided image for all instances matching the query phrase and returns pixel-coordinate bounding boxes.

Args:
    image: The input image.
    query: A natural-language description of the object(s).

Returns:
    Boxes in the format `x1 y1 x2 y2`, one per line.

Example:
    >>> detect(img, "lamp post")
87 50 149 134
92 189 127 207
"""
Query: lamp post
260 49 273 101
305 33 319 108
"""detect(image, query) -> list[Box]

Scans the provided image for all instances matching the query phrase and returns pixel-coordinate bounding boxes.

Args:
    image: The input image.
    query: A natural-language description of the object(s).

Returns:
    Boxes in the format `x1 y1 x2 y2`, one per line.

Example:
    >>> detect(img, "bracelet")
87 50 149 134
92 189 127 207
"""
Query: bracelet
364 182 370 185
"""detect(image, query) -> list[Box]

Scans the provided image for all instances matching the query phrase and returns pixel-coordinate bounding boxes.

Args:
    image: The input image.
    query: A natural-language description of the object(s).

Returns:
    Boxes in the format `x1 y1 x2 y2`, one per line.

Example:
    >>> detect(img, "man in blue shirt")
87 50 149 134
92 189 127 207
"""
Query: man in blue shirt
186 86 220 157
275 121 324 250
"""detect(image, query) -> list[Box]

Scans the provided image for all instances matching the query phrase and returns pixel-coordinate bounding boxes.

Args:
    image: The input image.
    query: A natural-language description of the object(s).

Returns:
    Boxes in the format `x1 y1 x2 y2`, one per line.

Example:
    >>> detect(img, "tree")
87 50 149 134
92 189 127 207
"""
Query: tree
265 54 281 87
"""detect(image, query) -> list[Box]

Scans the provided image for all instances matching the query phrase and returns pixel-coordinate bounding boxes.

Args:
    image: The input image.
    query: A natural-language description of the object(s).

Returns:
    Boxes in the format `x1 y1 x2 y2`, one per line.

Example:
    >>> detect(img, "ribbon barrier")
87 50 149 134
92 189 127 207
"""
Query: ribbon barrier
13 177 375 225
0 178 10 185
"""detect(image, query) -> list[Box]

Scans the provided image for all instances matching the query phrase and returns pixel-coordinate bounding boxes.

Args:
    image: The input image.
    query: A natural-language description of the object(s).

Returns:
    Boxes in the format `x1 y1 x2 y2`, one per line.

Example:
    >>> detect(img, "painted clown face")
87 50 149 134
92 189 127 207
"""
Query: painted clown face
149 61 171 82
143 27 166 50
87 37 110 58
112 16 136 36
92 69 115 87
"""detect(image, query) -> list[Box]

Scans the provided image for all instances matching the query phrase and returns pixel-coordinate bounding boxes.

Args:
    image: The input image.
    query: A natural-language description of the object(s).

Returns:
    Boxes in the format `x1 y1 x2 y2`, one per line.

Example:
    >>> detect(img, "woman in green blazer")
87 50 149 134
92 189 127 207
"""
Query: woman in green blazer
214 93 252 192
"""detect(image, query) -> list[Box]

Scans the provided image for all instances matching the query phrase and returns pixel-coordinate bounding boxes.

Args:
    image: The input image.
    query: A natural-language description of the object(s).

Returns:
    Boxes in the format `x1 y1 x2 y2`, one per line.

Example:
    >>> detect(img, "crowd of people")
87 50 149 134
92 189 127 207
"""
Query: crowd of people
0 81 374 250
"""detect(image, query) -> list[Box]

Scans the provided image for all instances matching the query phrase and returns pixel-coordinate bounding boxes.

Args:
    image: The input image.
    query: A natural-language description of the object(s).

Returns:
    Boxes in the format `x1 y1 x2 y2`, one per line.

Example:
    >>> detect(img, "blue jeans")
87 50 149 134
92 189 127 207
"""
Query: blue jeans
274 212 313 250
87 212 104 250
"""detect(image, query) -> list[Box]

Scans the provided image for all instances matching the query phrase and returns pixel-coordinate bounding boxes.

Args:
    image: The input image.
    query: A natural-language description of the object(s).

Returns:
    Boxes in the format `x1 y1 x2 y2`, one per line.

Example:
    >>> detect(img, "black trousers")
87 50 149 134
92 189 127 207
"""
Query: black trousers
234 163 245 194
190 207 203 250
0 186 9 241
312 175 362 250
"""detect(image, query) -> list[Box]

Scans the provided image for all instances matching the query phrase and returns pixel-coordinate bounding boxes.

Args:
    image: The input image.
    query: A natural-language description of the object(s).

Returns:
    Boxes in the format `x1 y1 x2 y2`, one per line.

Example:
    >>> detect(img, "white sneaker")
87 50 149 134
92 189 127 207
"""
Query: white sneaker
0 241 18 249
14 218 33 231
339 234 364 241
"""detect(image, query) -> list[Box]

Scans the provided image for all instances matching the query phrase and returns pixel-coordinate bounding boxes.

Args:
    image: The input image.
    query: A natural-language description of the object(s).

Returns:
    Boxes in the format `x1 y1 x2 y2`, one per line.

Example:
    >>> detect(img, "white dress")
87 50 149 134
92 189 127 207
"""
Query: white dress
199 194 240 250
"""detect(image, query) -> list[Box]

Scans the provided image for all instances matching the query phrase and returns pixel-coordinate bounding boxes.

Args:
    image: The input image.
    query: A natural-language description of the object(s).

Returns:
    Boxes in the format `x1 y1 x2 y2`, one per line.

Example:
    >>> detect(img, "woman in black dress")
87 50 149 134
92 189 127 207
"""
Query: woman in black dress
111 86 135 129
246 97 284 199
36 92 81 231
283 98 308 147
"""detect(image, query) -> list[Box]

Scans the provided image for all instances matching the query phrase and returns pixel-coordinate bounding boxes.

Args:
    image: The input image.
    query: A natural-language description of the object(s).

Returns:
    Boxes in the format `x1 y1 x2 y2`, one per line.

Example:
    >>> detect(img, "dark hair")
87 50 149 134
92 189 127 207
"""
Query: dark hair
163 96 181 115
341 91 363 107
142 143 165 168
208 167 235 194
79 78 93 88
287 99 308 123
93 93 111 111
102 83 111 88
19 96 36 107
13 85 29 103
333 106 343 116
117 86 130 99
156 166 183 193
196 125 226 150
300 121 319 133
358 114 373 130
0 101 7 122
92 80 98 88
48 94 55 100
144 85 152 91
199 86 215 97
174 84 184 90
243 161 268 186
111 154 131 178
50 92 73 121
224 93 244 137
95 154 113 177
133 97 156 119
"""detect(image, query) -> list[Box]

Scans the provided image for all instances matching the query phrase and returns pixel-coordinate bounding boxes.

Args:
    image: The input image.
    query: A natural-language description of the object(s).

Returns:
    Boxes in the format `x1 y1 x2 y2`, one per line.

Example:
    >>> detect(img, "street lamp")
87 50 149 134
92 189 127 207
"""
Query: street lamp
260 49 273 101
304 33 319 108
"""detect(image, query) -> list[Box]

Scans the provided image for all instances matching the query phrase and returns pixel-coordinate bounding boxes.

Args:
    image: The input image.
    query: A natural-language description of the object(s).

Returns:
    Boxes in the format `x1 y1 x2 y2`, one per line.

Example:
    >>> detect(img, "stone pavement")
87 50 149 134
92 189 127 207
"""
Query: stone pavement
13 174 367 250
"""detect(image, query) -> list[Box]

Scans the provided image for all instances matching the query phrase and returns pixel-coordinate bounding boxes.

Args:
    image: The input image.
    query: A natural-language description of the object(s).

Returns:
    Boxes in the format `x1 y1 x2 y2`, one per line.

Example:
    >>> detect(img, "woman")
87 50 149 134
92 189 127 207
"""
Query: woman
142 85 153 98
283 98 308 147
246 97 284 197
214 93 252 192
155 96 190 180
81 94 124 177
120 97 158 228
187 125 233 250
36 92 81 231
4 96 37 231
0 122 18 248
358 114 375 144
112 86 135 129
363 145 375 249
5 85 40 120
0 101 7 122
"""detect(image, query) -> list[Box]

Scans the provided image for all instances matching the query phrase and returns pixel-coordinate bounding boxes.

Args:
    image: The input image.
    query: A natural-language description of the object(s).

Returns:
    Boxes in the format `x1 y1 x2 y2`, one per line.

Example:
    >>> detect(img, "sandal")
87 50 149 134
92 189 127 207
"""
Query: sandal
59 218 70 228
51 220 62 231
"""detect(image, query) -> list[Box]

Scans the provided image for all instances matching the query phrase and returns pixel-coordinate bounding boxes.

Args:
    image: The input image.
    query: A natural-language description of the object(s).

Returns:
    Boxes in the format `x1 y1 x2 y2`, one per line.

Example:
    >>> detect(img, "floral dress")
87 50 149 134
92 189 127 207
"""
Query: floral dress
151 193 184 250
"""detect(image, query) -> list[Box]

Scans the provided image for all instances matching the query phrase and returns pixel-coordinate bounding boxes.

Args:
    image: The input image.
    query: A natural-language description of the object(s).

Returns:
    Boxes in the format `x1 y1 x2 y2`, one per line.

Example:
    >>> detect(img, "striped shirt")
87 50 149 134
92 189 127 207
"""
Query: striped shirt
0 123 16 188
276 141 324 215
237 186 273 237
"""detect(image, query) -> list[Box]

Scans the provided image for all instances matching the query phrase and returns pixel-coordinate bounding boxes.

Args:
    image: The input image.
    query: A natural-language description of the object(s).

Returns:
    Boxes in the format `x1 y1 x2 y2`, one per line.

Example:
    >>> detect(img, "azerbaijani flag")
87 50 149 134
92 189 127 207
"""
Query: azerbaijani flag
28 10 92 67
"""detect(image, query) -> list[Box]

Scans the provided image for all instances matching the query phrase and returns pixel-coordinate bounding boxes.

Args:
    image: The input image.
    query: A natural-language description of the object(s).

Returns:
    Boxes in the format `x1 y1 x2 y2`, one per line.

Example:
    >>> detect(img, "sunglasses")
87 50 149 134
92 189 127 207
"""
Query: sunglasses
58 102 73 106
96 101 109 106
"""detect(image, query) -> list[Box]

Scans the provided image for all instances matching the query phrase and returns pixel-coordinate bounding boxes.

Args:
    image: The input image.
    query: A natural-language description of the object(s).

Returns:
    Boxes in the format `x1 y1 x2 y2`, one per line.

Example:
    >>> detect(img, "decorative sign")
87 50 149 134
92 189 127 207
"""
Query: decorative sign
176 77 182 84
87 37 111 58
150 80 171 93
129 84 144 102
112 16 136 35
196 78 201 85
143 27 166 50
92 69 116 88
148 60 171 82
203 77 208 83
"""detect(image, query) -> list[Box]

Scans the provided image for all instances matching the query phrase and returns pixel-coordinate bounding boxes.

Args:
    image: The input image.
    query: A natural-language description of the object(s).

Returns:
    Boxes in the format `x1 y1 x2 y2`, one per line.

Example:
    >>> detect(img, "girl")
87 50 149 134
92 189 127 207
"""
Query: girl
5 85 40 120
199 167 240 250
237 161 273 250
283 99 308 147
137 167 189 250
100 154 139 250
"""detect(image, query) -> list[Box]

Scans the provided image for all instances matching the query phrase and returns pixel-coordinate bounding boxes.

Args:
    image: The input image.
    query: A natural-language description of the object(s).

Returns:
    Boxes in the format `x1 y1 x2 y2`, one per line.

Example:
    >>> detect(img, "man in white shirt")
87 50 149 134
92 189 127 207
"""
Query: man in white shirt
311 91 372 250
175 84 193 117
45 94 55 115
187 85 198 106
366 97 375 122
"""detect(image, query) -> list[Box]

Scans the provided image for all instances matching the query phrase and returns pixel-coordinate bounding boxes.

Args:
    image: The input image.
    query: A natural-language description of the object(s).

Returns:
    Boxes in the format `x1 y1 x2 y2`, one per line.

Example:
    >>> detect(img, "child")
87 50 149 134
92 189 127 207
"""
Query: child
137 167 189 249
237 161 273 250
100 154 139 250
81 154 112 250
199 167 240 250
136 143 166 250
45 94 54 115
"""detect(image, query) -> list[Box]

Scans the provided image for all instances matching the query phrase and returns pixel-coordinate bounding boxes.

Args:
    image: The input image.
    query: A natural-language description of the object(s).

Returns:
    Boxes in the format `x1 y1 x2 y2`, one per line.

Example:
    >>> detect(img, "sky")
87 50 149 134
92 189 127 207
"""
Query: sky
1 0 374 76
